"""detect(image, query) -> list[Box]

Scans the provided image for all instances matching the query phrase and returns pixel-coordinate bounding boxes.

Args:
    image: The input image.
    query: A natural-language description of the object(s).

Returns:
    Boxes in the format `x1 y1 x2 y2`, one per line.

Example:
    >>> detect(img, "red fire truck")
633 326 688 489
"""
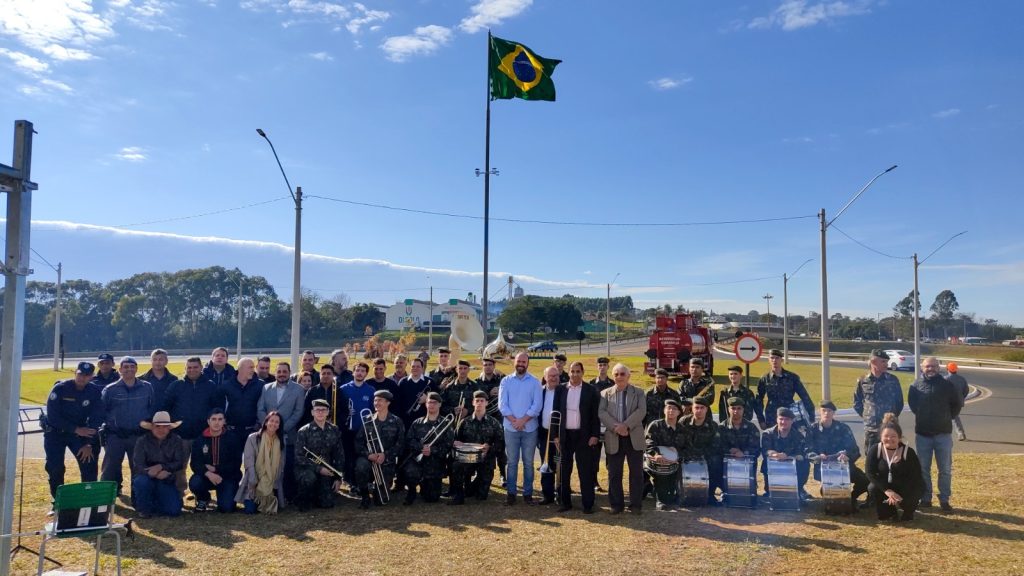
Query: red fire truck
643 314 714 377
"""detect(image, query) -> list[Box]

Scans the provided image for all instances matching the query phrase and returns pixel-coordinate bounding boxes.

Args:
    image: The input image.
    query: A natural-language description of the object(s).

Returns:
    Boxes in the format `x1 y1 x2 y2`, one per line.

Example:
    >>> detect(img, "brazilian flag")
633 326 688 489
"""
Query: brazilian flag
489 35 560 101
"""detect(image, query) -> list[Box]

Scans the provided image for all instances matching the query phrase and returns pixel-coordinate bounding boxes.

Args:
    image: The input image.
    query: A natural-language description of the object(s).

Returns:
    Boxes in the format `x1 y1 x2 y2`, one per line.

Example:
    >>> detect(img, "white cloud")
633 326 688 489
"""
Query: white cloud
0 0 115 61
381 25 452 62
648 76 692 91
308 51 334 61
0 48 49 72
749 0 872 31
782 136 814 144
932 108 960 119
115 146 147 162
39 77 73 93
459 0 533 34
346 2 389 34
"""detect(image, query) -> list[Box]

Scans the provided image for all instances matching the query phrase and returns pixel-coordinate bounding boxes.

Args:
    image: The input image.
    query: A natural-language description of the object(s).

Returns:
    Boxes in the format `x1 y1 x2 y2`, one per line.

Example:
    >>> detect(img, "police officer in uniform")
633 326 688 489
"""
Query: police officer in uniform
644 398 687 511
294 398 345 511
44 362 104 502
680 358 714 406
681 396 723 505
853 350 904 454
403 392 454 505
450 391 504 504
761 407 811 500
807 400 869 508
91 353 120 389
355 390 405 508
718 365 757 423
756 349 815 430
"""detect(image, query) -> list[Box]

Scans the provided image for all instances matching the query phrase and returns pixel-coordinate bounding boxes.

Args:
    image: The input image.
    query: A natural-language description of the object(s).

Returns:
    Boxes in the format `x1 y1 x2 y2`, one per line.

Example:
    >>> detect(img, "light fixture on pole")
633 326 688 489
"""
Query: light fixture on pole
819 164 898 401
257 128 302 372
783 258 813 362
607 272 620 357
913 230 967 380
762 294 774 335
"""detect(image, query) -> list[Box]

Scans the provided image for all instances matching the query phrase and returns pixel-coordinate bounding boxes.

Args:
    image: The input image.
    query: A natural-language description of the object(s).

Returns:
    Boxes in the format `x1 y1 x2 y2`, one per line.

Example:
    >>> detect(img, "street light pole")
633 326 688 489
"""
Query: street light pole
607 272 620 357
762 294 774 335
783 258 812 362
820 165 898 401
52 262 62 371
230 273 244 361
257 129 302 372
913 230 967 380
877 312 882 341
429 284 434 353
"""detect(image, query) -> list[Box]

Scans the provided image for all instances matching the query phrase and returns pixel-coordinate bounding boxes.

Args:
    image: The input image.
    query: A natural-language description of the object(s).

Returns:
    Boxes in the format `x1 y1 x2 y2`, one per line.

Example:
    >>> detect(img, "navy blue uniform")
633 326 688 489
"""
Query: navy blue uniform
44 379 104 497
215 375 264 441
140 368 178 413
90 370 120 390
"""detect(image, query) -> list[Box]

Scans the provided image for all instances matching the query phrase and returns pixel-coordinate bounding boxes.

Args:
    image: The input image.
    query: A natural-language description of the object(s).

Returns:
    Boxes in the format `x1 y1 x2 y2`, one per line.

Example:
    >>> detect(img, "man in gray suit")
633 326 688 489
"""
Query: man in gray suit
258 361 305 500
599 363 647 514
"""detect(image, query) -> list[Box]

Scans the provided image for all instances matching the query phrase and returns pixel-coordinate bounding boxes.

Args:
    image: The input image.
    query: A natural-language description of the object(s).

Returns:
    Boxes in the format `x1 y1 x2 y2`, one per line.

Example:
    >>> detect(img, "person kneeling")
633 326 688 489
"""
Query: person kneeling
189 408 243 512
403 392 453 505
132 411 185 518
866 413 924 522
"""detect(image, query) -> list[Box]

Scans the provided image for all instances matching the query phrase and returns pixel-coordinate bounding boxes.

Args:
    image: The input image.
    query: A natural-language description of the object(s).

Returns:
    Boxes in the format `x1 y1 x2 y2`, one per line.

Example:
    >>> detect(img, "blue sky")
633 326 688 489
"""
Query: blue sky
2 0 1023 326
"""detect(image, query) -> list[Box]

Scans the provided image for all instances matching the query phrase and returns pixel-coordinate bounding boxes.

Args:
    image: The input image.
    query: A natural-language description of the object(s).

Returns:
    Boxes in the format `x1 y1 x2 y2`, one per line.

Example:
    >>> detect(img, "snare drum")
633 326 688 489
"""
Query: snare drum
723 456 757 509
454 443 485 464
766 458 800 511
644 446 680 476
679 458 710 507
820 460 853 514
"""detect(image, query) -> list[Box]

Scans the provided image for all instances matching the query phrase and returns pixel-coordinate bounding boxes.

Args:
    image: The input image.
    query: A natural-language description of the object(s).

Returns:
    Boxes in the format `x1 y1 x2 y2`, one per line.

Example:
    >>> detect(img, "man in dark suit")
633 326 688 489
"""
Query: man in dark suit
554 361 601 513
537 366 563 505
599 363 647 514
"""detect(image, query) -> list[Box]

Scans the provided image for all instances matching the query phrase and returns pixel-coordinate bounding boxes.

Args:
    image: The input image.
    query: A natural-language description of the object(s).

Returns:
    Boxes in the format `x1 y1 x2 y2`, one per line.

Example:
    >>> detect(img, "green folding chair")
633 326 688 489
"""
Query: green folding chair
34 481 132 576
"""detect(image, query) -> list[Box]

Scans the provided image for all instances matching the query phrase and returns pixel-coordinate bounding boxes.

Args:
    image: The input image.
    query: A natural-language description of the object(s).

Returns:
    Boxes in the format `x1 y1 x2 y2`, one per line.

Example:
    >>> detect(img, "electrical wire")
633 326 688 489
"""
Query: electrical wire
112 197 290 228
831 225 911 260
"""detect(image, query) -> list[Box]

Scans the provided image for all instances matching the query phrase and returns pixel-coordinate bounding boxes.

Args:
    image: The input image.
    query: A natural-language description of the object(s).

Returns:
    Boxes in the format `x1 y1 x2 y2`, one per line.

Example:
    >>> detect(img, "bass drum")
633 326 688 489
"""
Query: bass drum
766 458 800 511
679 458 709 507
454 443 485 464
820 460 853 515
723 456 757 509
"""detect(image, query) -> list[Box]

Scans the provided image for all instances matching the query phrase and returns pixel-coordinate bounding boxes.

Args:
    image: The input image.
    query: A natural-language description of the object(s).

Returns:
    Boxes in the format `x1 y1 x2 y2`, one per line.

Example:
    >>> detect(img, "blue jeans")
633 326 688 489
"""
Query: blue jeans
916 433 953 503
504 429 538 497
132 475 183 517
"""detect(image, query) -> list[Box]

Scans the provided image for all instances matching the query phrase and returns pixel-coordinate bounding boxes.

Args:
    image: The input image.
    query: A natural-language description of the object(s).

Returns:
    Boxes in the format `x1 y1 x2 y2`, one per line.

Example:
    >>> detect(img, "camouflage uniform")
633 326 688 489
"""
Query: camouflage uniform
717 385 757 423
355 412 405 502
680 376 715 406
807 419 869 501
402 415 454 503
681 414 723 502
720 417 761 458
756 370 815 429
451 413 504 501
760 425 809 494
644 418 687 507
294 421 345 509
428 366 456 389
644 386 681 427
440 379 477 420
852 371 903 453
476 372 507 477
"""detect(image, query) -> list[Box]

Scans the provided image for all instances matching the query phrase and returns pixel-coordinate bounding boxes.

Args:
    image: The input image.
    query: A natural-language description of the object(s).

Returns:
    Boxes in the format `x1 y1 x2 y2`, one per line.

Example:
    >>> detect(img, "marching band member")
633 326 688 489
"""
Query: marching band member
301 364 340 428
428 347 456 387
756 349 815 430
398 357 434 427
476 357 507 486
355 390 405 509
339 363 376 485
294 400 344 511
537 366 562 505
450 391 504 504
761 407 811 501
807 401 869 507
402 392 453 505
720 396 761 461
441 360 475 421
644 399 687 511
645 368 680 427
680 358 714 406
681 396 723 506
718 365 757 424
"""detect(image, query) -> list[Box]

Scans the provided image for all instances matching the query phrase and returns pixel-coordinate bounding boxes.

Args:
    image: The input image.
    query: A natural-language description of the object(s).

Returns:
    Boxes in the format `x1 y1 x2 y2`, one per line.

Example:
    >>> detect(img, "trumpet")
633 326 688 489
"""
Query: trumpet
539 410 562 477
415 413 456 463
304 446 344 480
407 381 432 416
360 408 391 504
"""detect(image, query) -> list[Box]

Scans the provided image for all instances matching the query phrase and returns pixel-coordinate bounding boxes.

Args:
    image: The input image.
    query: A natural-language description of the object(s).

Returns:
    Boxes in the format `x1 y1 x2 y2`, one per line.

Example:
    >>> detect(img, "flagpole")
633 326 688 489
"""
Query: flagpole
482 30 492 341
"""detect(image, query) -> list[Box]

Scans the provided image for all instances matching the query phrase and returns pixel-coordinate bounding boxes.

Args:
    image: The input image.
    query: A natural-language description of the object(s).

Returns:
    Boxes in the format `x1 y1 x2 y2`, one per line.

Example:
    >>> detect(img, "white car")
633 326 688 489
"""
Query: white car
884 349 915 371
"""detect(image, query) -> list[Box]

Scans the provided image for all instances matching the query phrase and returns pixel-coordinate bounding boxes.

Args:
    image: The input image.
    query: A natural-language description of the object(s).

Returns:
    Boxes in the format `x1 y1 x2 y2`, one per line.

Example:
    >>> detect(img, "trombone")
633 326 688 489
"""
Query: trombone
453 392 466 430
539 410 561 478
303 446 344 492
413 413 456 463
360 408 391 504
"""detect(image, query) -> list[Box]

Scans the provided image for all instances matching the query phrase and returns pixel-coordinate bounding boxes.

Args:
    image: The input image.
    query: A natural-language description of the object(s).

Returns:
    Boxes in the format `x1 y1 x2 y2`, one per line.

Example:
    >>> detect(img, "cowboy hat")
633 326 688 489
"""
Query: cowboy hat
140 411 182 430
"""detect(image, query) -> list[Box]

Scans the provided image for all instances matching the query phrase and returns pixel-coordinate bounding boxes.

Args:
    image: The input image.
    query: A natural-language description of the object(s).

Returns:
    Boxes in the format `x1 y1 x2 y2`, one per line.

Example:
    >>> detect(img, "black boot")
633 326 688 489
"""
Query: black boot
404 485 416 505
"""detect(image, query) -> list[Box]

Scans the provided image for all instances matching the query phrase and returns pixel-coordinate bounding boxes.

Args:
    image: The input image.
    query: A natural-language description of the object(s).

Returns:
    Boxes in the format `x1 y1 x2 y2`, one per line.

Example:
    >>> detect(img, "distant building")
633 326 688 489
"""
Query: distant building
385 299 487 331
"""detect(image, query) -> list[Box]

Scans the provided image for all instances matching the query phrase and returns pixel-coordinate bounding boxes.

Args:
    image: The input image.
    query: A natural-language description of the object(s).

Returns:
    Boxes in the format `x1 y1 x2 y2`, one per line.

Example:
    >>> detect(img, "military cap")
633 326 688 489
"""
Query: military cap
311 398 330 409
472 390 488 400
438 347 451 354
693 397 712 407
373 390 393 402
776 406 796 419
680 397 694 406
871 349 890 360
727 396 745 407
597 357 610 364
426 392 442 402
819 400 837 411
654 368 669 377
664 398 681 409
482 357 495 364
769 349 784 358
97 353 114 362
727 365 743 373
76 361 96 375
457 359 471 367
554 353 567 362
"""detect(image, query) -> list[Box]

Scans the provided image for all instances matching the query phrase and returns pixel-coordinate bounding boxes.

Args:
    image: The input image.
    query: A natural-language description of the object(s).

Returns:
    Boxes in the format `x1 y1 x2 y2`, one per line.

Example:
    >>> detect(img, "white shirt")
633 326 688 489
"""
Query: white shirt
565 383 583 429
542 386 557 429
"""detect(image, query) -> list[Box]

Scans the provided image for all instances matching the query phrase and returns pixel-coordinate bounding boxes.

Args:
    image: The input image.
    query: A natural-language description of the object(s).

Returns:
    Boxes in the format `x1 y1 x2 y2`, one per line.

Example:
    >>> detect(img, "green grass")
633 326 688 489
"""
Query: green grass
19 355 878 408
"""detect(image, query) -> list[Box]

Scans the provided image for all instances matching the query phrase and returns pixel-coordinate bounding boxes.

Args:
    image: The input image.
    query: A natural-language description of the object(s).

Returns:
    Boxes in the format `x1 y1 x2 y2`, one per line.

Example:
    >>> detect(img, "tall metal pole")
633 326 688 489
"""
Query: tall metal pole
606 272 620 357
429 285 434 353
820 208 831 401
482 32 493 343
291 186 302 372
235 275 244 361
1 119 36 574
913 253 920 381
783 273 789 361
877 312 882 341
762 294 773 334
52 262 62 371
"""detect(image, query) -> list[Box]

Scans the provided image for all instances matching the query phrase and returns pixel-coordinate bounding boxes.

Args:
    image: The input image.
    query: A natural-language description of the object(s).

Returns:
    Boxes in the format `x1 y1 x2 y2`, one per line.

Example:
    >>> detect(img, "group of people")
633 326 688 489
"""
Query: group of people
43 345 965 523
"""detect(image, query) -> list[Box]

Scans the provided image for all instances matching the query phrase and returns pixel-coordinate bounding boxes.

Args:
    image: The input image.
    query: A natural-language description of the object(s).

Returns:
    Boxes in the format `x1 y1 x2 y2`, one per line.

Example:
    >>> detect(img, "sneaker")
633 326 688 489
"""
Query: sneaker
957 432 967 441
940 501 953 513
595 484 606 493
195 500 209 512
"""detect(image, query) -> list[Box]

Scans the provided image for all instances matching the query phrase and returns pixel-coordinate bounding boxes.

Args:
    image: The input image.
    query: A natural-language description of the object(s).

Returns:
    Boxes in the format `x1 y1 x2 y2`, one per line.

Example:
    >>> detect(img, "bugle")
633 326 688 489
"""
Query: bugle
360 408 391 504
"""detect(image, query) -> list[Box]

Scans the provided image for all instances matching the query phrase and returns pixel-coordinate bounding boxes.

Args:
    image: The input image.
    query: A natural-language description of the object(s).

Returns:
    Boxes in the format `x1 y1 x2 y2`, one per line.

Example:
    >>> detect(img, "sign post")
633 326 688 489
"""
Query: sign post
733 333 763 388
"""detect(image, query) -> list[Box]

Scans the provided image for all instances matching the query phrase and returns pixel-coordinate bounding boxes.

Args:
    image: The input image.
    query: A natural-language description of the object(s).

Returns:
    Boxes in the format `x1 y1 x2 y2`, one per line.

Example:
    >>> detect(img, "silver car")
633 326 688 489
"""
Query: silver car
884 349 916 371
